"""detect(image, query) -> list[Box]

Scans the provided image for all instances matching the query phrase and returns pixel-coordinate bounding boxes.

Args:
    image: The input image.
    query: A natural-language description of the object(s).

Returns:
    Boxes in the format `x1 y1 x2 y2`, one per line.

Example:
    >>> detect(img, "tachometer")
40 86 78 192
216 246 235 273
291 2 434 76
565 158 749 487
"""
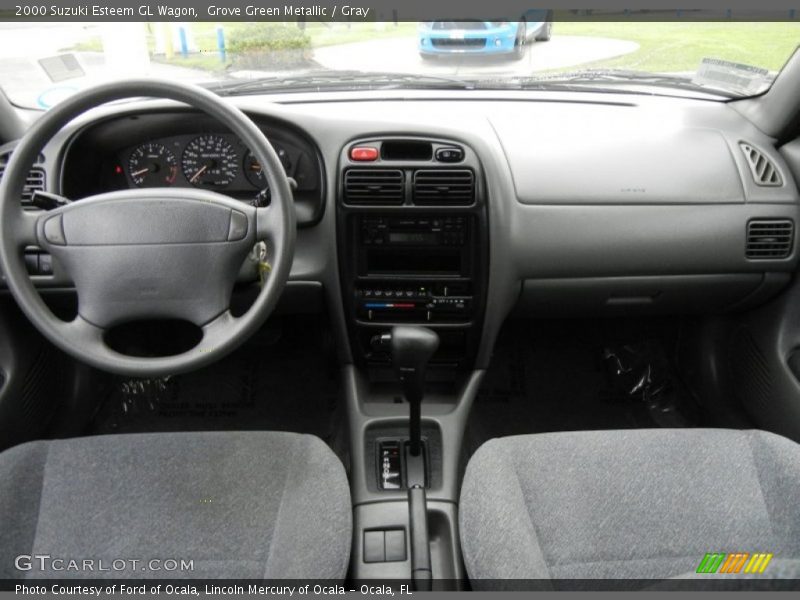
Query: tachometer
128 143 178 187
182 135 238 188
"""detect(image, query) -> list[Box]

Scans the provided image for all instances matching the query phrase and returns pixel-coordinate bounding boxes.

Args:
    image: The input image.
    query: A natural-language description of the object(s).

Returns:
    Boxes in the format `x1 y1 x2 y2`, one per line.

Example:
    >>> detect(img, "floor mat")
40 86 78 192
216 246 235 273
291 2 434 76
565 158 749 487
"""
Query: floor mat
91 317 340 444
468 318 704 454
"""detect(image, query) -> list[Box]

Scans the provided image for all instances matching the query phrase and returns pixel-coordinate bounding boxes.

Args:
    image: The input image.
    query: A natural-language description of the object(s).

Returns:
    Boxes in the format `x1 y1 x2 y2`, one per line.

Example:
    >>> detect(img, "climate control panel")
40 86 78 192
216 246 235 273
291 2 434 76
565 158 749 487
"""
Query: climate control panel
356 282 473 323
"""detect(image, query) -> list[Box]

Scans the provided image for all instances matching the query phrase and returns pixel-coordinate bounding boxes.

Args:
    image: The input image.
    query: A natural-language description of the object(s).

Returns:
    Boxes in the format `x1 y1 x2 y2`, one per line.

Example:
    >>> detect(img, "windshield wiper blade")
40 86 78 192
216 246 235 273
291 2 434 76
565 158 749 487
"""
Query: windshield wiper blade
207 71 474 94
497 69 739 97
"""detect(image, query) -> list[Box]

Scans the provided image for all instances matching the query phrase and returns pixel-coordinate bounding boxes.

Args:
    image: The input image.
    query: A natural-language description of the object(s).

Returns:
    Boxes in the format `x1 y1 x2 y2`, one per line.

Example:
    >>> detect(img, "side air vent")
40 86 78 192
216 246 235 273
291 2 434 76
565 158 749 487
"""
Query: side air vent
0 152 46 205
746 219 793 259
740 143 782 187
412 169 475 205
343 169 404 205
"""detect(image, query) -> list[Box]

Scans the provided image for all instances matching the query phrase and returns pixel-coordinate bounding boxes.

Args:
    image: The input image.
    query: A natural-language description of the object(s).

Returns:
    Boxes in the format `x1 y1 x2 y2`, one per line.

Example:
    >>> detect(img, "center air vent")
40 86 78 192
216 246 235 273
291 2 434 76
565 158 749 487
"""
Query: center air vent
746 219 793 259
740 143 782 187
343 169 404 205
0 152 46 205
412 169 475 206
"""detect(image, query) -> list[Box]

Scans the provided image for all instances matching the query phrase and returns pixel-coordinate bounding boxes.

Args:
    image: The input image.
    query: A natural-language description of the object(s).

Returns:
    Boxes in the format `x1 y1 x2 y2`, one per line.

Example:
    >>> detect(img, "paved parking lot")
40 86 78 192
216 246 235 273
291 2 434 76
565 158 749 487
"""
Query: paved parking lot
313 35 639 76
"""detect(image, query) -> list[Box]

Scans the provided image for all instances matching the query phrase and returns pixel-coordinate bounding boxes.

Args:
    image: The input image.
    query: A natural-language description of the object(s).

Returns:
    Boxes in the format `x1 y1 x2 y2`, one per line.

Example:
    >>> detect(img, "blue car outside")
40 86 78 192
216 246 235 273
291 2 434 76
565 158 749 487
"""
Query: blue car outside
418 14 551 59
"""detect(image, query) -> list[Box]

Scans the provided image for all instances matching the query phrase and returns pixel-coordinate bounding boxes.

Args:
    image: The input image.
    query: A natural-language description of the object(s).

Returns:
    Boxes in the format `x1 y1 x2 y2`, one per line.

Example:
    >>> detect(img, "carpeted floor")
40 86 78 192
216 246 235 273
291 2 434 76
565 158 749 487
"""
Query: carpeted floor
91 316 342 446
467 318 706 455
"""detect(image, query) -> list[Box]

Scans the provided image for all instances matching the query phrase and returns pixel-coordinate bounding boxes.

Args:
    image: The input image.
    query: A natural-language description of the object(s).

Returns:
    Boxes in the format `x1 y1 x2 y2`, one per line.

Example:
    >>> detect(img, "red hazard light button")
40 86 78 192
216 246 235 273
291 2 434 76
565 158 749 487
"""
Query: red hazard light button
350 146 379 161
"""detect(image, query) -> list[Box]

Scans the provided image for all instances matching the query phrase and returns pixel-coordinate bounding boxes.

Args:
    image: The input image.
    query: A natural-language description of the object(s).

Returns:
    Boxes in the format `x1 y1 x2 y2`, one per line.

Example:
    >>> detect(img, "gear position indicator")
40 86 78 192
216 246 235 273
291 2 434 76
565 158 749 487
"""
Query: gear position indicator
379 440 402 490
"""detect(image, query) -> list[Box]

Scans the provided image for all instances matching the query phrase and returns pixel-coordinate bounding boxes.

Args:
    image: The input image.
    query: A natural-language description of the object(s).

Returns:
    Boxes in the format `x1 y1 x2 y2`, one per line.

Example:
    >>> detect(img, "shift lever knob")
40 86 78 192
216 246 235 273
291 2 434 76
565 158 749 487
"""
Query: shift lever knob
389 325 440 378
386 326 439 458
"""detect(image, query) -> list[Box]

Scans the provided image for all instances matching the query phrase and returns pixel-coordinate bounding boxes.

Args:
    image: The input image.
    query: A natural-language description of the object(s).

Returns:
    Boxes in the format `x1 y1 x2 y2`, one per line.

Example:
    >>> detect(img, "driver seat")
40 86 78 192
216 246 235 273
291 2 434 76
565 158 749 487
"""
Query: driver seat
0 431 352 578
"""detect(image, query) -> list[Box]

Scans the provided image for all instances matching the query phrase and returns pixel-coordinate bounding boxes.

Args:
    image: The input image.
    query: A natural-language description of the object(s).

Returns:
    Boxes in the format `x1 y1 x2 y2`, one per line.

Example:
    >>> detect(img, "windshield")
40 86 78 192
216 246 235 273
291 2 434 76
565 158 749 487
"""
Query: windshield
1 20 798 108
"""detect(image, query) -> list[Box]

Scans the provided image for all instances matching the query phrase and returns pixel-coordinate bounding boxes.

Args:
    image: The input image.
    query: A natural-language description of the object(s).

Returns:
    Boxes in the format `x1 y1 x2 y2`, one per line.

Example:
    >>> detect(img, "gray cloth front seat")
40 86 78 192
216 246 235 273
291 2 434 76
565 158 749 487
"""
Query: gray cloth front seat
0 431 352 578
460 429 800 581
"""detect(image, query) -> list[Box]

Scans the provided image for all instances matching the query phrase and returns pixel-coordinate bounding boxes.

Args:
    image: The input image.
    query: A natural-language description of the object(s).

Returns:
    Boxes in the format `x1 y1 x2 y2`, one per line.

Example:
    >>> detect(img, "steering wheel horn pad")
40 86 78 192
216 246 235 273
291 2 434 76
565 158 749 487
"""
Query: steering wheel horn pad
36 190 262 329
0 80 296 377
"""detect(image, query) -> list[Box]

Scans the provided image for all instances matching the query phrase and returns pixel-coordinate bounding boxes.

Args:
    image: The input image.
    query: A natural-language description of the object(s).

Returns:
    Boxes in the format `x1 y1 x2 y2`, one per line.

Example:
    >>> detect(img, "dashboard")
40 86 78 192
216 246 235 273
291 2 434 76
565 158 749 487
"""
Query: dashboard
2 89 800 371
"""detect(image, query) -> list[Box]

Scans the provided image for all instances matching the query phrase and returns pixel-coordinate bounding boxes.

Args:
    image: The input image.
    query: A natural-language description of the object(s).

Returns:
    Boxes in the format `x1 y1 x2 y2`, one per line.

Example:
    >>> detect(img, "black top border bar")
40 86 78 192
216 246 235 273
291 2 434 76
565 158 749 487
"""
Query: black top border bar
1 3 800 22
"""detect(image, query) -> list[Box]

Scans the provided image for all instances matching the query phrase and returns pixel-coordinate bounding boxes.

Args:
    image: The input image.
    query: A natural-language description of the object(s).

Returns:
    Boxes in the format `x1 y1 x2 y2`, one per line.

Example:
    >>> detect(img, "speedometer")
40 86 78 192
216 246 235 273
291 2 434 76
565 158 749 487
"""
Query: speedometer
181 135 238 188
128 142 177 187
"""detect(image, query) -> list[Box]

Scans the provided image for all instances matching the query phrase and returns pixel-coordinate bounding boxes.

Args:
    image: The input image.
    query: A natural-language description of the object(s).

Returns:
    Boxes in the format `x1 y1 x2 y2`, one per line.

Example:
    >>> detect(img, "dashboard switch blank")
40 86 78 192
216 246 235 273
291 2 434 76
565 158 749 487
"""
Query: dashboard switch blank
363 530 385 563
44 215 66 245
228 210 248 241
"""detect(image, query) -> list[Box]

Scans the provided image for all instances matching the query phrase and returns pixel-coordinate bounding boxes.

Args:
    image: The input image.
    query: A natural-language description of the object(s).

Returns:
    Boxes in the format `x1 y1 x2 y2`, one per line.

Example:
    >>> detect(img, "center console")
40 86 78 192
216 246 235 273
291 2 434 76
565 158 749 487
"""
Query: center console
337 138 488 586
338 138 488 370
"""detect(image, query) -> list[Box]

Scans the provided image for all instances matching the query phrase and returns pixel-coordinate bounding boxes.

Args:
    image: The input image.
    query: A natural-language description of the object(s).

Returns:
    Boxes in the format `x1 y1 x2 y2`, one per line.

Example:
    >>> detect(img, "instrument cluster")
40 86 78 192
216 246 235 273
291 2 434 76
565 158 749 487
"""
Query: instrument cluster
122 133 294 194
61 112 325 225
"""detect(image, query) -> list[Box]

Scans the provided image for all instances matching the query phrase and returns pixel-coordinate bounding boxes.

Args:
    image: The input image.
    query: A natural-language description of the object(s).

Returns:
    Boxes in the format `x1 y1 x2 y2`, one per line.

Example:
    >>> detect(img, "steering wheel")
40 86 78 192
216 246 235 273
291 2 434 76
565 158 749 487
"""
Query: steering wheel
0 80 295 377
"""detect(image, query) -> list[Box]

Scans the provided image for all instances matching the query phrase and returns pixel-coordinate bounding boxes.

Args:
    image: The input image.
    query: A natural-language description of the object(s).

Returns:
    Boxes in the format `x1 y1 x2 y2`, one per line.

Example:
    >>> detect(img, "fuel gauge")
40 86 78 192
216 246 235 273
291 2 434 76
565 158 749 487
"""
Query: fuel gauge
243 152 266 188
243 145 291 189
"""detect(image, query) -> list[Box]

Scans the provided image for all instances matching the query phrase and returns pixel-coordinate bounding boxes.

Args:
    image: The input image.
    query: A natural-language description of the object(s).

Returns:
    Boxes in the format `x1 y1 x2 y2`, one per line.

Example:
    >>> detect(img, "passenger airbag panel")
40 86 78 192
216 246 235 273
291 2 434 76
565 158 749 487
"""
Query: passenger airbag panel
491 108 744 205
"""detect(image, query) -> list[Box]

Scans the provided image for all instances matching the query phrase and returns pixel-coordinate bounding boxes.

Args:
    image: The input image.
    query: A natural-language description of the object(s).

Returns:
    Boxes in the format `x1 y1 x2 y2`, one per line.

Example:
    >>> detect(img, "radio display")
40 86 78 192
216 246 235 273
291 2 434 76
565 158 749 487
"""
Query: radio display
388 232 438 245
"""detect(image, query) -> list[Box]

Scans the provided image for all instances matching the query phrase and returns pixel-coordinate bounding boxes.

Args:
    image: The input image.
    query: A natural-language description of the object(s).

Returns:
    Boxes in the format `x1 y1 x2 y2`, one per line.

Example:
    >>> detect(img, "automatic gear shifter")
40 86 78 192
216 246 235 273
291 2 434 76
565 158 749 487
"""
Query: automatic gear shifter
371 326 438 588
373 326 439 457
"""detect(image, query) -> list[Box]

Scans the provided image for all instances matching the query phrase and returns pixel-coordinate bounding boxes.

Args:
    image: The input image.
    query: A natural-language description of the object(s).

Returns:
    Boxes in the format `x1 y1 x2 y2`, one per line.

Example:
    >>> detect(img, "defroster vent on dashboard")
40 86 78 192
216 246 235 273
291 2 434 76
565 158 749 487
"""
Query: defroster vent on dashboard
740 143 782 187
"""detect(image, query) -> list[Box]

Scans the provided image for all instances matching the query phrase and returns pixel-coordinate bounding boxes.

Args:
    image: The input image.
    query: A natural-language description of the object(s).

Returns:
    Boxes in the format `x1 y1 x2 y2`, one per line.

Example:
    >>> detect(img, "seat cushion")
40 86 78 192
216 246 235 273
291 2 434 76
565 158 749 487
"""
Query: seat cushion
460 429 800 581
0 431 351 578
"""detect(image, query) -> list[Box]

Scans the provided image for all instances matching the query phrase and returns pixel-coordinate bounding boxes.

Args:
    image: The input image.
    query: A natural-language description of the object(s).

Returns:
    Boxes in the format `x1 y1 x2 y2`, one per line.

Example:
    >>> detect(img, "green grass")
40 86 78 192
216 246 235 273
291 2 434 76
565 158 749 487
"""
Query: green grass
550 22 800 73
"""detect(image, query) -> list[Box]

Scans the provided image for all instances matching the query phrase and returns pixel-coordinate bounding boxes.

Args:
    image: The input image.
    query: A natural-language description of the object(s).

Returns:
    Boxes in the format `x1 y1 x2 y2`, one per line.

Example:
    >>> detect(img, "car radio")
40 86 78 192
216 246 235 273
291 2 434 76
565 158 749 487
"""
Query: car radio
361 216 467 248
356 215 472 278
